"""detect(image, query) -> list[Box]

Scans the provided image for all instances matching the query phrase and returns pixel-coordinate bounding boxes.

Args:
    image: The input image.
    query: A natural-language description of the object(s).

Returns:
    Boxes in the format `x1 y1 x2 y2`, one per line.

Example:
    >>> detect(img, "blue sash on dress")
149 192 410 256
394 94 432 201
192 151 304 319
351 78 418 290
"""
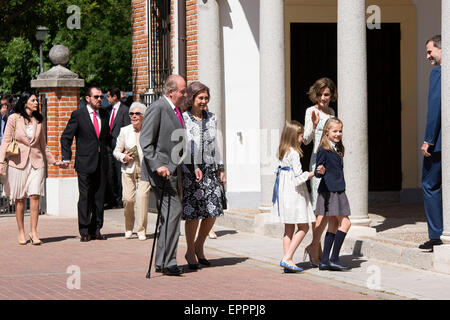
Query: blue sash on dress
272 166 292 216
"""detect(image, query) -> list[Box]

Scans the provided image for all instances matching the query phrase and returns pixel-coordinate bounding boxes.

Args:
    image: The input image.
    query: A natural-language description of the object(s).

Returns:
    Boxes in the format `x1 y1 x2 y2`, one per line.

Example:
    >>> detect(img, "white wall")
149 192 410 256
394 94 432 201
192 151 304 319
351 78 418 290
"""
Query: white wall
221 0 261 207
414 0 441 184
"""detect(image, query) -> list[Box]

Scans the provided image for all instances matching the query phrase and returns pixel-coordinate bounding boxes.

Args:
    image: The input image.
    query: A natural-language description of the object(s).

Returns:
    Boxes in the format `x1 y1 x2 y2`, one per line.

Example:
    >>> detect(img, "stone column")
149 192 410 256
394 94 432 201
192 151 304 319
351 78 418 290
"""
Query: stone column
197 0 224 134
441 1 450 241
259 0 286 211
197 0 226 177
337 0 375 236
31 45 84 217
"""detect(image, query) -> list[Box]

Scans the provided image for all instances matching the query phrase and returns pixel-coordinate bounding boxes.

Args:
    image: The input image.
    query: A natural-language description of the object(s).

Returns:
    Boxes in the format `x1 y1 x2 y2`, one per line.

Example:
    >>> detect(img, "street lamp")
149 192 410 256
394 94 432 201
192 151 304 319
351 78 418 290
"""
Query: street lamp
35 26 49 74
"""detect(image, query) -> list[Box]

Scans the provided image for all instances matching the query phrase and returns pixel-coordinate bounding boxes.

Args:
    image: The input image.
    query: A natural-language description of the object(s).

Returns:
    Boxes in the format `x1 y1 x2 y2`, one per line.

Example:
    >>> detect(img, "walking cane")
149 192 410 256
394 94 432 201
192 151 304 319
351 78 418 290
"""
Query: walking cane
146 178 167 278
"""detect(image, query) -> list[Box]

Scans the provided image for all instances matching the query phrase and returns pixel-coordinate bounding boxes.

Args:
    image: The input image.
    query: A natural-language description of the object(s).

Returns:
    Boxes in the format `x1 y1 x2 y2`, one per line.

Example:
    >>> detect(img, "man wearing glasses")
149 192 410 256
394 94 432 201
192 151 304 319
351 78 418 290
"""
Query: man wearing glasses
61 87 112 242
1 94 15 116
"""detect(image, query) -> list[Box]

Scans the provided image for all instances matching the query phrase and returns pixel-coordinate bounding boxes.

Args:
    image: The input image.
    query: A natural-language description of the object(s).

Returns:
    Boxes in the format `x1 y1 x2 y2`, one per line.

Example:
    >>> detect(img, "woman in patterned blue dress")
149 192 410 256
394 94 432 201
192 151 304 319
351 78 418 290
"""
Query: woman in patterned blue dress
182 81 226 269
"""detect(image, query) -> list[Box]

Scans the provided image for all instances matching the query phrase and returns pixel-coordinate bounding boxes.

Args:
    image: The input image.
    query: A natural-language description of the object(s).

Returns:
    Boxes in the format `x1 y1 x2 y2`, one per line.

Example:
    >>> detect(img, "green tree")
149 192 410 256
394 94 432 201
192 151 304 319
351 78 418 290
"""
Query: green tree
0 0 132 94
0 37 40 93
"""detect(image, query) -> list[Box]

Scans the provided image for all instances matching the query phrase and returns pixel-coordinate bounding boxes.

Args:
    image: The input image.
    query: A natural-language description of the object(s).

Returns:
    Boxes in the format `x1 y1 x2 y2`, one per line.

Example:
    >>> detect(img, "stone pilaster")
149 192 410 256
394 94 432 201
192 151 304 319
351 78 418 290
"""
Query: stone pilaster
31 45 84 217
197 0 226 172
197 0 224 132
337 0 374 236
259 0 286 210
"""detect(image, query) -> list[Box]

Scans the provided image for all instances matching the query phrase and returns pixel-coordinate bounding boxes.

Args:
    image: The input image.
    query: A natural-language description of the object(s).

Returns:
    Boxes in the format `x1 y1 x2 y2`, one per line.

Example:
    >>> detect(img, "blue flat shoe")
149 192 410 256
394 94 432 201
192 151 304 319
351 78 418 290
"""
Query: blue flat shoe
280 260 303 272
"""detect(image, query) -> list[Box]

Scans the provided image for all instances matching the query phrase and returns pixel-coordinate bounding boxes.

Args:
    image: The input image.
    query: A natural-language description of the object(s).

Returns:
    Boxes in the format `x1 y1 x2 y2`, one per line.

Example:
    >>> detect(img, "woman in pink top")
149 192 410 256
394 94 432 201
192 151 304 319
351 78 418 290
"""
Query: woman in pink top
0 92 67 245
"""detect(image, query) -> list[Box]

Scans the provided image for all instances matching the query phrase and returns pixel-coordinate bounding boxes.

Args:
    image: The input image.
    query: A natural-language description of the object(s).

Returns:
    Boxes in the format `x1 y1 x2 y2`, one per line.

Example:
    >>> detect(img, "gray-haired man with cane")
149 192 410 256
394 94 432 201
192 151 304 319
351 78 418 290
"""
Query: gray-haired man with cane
141 75 202 276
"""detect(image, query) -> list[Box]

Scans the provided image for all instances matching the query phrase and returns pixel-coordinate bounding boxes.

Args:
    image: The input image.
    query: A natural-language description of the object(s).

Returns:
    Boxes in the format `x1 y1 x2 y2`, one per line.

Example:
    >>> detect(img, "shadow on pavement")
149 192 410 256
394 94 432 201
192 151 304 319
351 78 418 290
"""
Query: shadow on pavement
214 230 238 237
369 203 427 233
206 256 248 268
103 232 126 239
341 254 367 269
180 257 249 273
295 254 367 271
41 235 78 243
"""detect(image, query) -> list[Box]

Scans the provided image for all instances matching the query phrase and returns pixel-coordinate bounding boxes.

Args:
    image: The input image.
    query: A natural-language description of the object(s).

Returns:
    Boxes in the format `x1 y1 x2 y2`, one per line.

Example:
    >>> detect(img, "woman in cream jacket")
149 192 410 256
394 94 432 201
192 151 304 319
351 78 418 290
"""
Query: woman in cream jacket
113 102 150 240
0 92 67 245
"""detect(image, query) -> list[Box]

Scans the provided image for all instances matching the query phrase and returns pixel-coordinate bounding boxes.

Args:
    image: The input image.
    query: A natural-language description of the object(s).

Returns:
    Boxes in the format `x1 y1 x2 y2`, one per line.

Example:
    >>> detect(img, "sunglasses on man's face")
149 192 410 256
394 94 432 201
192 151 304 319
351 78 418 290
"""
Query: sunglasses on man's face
129 112 142 116
91 95 103 99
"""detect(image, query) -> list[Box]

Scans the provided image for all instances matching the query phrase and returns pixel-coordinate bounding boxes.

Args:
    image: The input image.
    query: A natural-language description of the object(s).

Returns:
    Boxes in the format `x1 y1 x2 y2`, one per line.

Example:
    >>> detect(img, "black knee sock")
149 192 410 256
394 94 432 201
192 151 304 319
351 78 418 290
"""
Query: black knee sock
320 232 335 264
330 230 347 262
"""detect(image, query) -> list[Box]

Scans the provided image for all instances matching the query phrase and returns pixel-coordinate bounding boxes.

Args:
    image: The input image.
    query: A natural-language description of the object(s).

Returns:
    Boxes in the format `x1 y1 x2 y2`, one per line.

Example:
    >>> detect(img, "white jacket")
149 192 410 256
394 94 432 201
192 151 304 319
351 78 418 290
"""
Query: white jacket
113 124 144 174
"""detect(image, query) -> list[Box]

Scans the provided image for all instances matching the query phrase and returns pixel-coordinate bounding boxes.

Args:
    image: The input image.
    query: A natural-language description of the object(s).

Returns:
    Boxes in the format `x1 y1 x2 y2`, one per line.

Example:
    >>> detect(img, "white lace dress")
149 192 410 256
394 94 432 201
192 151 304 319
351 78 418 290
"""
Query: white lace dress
303 105 335 210
271 148 315 224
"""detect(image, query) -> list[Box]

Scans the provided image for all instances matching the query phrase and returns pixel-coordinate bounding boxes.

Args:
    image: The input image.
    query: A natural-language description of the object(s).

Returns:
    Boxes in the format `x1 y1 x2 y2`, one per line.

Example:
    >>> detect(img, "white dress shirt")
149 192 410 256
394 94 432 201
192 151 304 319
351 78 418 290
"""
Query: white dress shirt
163 95 178 114
109 102 120 126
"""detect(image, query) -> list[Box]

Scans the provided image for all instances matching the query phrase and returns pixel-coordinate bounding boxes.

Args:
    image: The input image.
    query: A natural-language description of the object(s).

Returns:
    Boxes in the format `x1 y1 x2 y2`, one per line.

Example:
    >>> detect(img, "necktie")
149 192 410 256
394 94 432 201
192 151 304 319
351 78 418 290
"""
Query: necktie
175 107 184 129
93 111 100 152
109 107 116 134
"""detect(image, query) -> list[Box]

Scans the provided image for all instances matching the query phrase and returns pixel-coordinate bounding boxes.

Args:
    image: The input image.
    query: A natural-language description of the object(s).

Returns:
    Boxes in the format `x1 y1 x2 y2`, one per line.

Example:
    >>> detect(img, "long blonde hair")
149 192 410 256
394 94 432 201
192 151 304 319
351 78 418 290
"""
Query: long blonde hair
278 120 304 160
318 118 345 157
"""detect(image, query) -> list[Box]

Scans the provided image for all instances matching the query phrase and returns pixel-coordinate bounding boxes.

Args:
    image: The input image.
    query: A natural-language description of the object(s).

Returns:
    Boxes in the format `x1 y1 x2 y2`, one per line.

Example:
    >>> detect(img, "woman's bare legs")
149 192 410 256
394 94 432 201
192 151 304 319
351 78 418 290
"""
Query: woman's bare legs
283 224 295 258
29 195 40 242
306 215 328 264
283 224 309 266
336 216 351 233
327 216 339 234
185 219 200 264
195 217 216 259
15 198 26 243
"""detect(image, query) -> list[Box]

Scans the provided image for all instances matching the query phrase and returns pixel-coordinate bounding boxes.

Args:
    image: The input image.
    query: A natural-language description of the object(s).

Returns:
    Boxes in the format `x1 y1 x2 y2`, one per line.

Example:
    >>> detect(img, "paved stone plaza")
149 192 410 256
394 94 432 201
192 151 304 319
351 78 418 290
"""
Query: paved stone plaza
0 204 449 301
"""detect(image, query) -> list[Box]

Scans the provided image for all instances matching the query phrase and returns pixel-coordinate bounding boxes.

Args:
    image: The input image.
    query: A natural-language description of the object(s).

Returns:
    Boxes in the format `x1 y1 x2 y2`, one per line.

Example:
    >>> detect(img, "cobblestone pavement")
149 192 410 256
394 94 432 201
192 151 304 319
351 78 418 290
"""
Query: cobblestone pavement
0 214 381 300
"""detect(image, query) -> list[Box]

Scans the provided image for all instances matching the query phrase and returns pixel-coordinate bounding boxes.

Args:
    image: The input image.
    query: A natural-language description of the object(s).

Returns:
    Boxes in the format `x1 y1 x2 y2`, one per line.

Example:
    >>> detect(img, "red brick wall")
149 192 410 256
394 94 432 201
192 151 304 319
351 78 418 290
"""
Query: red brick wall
131 0 199 95
40 88 79 178
132 0 149 100
186 0 198 83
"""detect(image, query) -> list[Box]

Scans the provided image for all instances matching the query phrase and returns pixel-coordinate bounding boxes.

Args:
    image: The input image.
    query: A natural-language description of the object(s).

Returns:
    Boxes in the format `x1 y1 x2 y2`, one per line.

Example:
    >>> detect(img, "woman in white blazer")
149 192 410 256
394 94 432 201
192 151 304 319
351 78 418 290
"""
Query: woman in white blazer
113 102 150 240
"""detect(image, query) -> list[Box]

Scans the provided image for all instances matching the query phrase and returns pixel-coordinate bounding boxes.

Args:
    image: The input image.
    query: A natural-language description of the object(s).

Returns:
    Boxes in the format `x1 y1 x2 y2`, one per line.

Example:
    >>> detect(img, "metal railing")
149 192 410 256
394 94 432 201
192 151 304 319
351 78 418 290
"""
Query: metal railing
0 182 15 214
140 88 162 108
140 0 171 109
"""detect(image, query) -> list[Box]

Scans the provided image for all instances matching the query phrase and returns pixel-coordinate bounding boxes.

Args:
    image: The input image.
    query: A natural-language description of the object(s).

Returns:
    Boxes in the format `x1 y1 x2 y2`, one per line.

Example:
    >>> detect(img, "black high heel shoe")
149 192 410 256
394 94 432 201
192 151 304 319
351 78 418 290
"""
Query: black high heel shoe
195 252 211 266
303 245 319 268
185 255 202 270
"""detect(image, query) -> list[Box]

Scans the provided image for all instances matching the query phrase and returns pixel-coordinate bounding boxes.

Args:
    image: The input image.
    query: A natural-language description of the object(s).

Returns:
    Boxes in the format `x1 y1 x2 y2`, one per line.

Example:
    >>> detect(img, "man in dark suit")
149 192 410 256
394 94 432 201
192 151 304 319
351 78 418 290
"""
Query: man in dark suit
420 34 443 251
1 94 15 116
0 100 8 145
61 87 111 242
105 87 131 208
140 75 202 276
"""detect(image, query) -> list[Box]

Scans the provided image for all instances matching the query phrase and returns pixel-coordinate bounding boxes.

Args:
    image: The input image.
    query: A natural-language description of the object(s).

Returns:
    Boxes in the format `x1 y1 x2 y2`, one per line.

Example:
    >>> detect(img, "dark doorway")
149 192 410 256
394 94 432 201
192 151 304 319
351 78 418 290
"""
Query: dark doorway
290 23 401 191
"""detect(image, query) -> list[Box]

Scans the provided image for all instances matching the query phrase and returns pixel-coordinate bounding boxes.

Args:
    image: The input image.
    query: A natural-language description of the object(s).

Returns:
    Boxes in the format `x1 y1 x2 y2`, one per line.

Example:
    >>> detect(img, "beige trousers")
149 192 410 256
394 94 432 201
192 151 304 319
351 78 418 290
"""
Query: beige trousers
122 169 151 236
